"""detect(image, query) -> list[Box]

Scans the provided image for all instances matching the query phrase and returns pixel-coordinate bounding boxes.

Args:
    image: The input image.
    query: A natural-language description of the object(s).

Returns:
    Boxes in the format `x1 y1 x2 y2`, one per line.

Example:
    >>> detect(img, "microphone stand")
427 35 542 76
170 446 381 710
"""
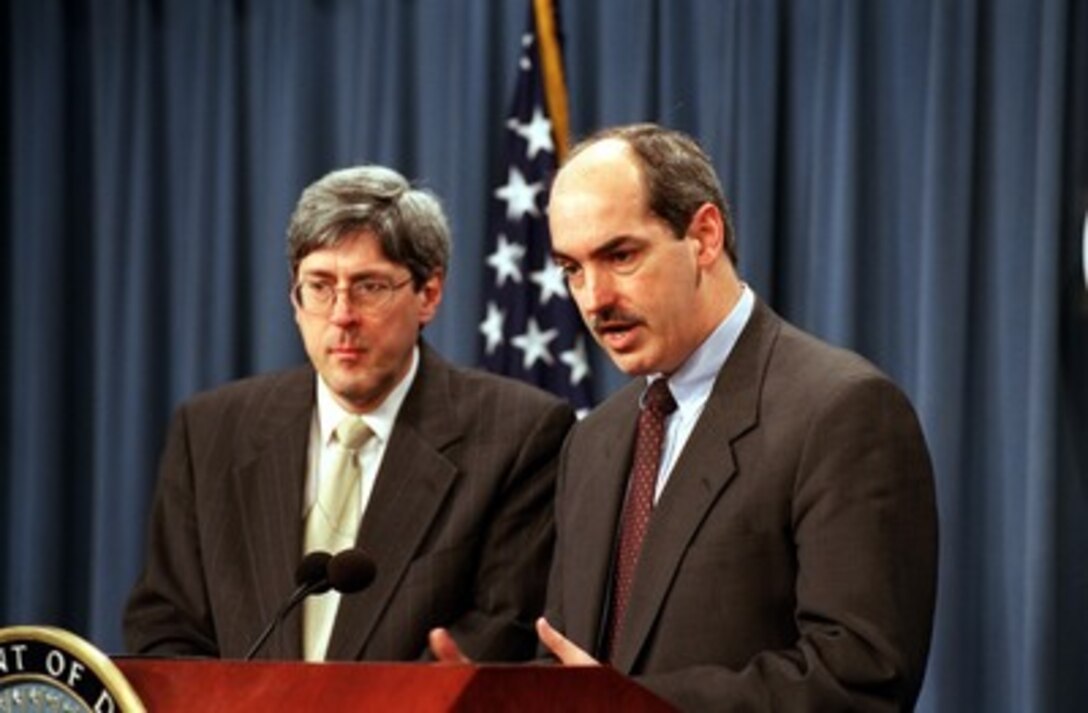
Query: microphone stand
243 578 328 661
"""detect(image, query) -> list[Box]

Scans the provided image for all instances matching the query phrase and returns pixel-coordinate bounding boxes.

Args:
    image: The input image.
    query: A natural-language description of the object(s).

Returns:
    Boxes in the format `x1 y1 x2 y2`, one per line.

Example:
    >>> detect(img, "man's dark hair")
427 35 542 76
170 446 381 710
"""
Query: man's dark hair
566 123 738 264
286 165 451 287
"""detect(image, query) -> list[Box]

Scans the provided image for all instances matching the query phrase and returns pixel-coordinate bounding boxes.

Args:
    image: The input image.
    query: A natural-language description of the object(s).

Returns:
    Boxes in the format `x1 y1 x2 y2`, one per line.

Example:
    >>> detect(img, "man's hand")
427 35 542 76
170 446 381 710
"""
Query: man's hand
428 619 600 666
535 617 599 665
428 627 470 664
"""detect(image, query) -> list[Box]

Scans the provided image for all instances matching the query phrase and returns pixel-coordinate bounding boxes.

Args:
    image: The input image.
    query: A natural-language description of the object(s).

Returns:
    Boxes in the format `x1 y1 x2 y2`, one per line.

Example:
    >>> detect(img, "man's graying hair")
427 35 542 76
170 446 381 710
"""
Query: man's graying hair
566 123 738 265
287 165 451 286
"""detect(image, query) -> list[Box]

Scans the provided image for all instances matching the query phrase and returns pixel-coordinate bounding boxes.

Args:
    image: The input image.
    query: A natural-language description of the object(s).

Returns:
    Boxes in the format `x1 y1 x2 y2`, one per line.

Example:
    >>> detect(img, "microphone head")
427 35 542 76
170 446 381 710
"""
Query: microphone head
327 549 377 594
296 551 333 594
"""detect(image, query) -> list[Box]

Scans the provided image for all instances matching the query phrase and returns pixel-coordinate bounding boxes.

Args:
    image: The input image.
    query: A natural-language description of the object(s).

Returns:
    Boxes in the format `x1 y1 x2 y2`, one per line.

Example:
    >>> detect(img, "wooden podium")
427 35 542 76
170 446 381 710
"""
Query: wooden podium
113 658 674 711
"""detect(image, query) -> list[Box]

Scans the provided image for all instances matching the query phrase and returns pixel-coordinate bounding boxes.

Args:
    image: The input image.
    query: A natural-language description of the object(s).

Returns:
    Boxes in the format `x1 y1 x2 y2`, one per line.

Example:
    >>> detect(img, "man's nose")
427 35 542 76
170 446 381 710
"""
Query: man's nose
577 268 615 315
327 291 361 325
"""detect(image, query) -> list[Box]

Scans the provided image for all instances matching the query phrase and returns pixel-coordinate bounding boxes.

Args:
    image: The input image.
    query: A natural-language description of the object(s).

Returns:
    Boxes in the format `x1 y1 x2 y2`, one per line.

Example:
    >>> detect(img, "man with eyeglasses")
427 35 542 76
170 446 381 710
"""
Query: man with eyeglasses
124 165 575 662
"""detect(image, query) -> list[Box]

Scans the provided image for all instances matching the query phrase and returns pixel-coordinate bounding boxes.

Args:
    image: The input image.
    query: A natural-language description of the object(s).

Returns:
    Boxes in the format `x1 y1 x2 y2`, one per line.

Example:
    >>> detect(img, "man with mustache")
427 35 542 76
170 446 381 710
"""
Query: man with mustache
124 165 574 662
432 124 937 711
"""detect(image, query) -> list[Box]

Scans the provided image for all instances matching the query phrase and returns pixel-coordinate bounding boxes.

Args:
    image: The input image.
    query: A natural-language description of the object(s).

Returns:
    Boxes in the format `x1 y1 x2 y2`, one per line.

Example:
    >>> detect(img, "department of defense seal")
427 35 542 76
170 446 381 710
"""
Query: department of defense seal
0 626 144 712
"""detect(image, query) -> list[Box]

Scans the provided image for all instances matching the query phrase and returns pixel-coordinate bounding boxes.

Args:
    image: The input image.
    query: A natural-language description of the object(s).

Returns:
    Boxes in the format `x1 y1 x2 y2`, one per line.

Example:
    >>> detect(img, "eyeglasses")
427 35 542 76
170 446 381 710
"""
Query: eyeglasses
292 275 414 316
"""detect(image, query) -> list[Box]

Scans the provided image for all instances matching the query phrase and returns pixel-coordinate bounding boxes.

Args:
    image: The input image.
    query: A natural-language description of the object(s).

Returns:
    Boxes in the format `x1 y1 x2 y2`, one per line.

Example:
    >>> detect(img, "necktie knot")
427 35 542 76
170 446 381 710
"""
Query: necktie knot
335 417 372 451
643 379 677 417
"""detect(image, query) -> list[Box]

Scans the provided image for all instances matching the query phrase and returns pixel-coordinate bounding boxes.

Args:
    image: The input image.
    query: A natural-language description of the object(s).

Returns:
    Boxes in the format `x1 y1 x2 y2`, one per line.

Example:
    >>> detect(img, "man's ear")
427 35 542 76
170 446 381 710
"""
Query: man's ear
687 203 726 268
418 269 445 325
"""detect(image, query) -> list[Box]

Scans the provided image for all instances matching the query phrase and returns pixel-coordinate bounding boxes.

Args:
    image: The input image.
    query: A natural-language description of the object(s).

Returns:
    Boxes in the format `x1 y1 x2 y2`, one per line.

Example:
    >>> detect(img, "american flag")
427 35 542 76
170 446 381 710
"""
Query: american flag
478 0 595 415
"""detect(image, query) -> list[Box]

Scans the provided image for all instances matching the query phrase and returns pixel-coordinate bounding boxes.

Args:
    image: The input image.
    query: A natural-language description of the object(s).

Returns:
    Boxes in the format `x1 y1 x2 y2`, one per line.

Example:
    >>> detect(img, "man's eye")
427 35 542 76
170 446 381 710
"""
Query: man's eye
306 281 334 296
355 280 389 295
609 250 634 264
560 265 583 283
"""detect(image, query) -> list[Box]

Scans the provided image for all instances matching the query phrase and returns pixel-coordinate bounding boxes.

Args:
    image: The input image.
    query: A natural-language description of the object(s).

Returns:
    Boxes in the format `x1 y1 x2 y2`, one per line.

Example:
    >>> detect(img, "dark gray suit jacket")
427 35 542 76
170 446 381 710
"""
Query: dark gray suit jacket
545 300 937 712
124 343 574 661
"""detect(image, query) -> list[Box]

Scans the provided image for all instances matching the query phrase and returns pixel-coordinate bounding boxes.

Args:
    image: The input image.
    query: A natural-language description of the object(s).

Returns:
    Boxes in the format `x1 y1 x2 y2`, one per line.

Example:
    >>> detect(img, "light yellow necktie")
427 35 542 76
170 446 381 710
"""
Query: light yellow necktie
302 417 372 661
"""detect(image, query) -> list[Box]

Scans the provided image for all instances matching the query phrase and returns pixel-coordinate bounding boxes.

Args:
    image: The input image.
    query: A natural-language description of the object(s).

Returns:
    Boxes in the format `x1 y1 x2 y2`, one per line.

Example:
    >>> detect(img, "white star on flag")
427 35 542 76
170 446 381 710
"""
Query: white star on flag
560 335 591 386
507 106 554 159
479 302 506 355
519 33 533 70
494 167 544 222
511 317 559 369
529 257 569 305
487 234 526 287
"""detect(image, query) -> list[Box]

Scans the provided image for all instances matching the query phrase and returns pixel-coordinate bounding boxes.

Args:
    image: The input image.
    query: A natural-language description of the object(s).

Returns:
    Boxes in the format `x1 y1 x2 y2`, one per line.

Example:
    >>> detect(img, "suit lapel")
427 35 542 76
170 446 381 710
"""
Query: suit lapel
564 383 642 654
326 344 462 660
612 301 781 672
228 367 315 659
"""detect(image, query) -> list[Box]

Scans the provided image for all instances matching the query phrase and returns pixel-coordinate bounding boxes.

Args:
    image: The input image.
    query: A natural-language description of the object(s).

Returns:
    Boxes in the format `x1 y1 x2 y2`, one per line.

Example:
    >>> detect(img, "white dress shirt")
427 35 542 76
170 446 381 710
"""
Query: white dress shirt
303 345 419 521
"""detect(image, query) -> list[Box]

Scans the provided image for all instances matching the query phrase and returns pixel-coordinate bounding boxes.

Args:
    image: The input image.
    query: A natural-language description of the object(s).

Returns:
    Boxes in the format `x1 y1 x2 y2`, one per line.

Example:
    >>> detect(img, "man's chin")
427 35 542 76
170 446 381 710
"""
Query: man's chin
334 386 381 413
608 350 655 377
321 371 374 407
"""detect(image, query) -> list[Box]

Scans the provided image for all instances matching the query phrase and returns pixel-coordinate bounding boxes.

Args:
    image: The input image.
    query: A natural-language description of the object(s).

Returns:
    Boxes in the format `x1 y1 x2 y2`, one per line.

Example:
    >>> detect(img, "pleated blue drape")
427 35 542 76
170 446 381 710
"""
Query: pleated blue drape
4 2 1085 711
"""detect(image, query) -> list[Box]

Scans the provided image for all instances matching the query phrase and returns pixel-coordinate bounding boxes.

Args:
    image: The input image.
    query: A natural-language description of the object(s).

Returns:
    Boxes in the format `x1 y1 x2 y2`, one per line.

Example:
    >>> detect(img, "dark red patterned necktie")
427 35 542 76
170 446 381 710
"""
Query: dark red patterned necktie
604 378 677 661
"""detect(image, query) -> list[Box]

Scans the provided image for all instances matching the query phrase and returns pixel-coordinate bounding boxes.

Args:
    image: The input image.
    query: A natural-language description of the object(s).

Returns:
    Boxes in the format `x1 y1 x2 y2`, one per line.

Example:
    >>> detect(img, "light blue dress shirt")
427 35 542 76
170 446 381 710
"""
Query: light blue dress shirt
644 286 755 502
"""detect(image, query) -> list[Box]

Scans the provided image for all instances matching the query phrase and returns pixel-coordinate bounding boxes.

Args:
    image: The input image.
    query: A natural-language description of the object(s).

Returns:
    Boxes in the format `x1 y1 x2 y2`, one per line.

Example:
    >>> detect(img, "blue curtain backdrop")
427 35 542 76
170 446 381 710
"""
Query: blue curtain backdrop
3 1 1086 711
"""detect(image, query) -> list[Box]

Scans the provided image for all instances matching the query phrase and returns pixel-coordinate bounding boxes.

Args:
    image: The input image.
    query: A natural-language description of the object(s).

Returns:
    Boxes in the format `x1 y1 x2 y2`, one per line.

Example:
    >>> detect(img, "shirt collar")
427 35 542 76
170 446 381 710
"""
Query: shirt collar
643 285 755 415
315 344 420 446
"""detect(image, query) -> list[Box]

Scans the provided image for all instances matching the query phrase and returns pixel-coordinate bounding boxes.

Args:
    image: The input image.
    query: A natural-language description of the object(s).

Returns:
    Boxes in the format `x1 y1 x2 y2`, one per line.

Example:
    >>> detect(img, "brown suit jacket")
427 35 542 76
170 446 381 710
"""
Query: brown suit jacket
545 300 937 712
124 343 574 661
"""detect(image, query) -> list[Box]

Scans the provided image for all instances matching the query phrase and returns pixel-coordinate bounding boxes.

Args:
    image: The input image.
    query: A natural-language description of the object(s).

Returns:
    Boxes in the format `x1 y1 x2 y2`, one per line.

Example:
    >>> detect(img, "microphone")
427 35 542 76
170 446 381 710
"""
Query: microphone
243 549 377 660
327 548 377 594
297 550 335 595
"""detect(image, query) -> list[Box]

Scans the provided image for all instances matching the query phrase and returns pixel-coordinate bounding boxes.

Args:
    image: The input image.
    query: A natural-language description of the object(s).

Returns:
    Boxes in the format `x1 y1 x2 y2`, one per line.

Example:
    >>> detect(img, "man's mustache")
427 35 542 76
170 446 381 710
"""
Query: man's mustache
589 309 645 334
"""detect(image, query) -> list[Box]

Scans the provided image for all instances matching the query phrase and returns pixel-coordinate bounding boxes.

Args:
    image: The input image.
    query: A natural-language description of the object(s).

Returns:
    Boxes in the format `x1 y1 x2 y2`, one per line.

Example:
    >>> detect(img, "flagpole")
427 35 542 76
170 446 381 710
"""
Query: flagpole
532 0 570 161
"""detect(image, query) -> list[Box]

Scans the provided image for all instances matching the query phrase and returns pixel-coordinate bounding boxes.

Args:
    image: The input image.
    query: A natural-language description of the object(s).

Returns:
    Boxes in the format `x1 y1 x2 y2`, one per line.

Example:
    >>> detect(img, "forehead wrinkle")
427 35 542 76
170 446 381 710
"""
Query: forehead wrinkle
298 234 401 279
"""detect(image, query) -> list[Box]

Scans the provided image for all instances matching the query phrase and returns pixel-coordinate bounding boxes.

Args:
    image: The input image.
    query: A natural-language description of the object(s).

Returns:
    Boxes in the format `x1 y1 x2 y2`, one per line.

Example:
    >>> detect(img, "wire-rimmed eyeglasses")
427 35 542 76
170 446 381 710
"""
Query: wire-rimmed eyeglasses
292 275 414 316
